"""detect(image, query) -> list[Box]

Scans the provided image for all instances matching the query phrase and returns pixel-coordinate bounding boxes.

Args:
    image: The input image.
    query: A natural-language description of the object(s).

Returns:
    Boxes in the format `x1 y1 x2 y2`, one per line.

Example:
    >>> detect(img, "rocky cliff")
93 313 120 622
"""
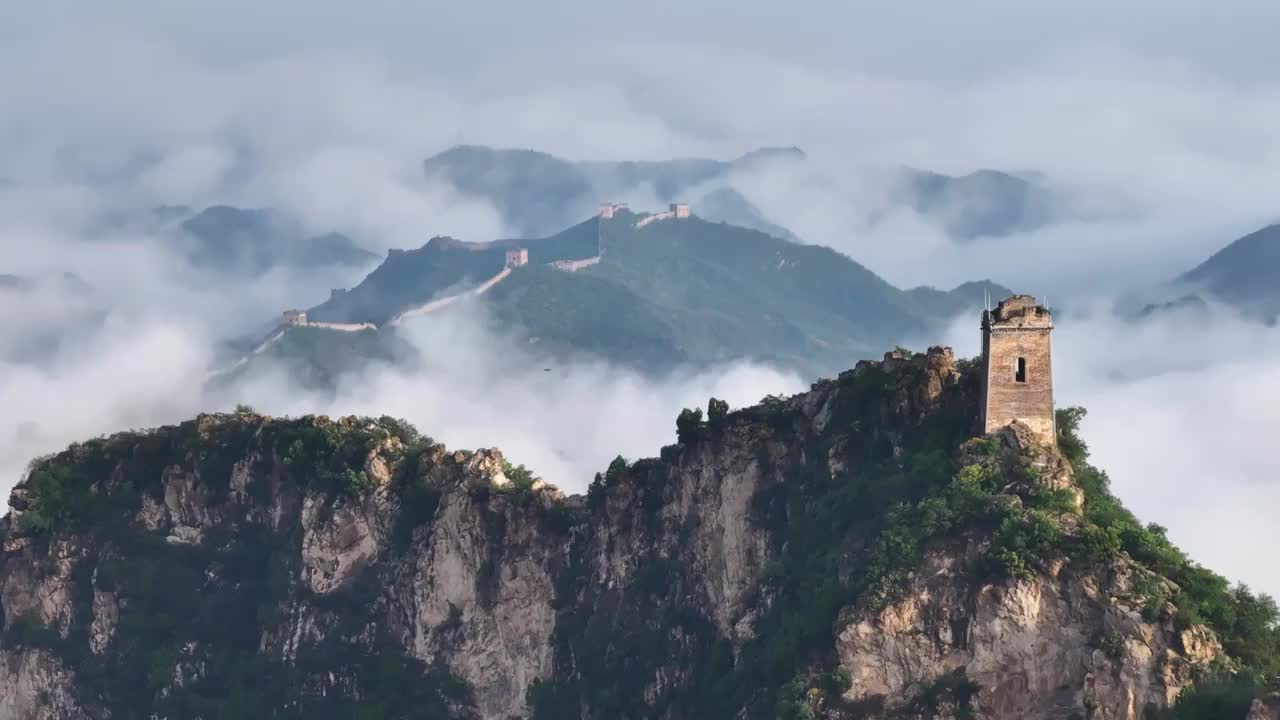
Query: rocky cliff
1 348 1273 719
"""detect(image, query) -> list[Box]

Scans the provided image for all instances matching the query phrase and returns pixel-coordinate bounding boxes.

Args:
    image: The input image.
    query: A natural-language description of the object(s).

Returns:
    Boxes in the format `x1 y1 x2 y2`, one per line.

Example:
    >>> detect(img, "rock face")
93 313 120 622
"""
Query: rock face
0 349 1232 719
837 554 1217 720
1250 694 1280 720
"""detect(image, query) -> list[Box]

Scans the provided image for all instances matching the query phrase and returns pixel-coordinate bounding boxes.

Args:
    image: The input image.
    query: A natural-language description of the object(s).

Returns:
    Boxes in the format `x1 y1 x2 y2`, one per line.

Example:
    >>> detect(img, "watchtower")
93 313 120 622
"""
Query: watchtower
599 202 628 219
505 248 529 269
282 309 308 326
671 202 691 219
981 294 1055 444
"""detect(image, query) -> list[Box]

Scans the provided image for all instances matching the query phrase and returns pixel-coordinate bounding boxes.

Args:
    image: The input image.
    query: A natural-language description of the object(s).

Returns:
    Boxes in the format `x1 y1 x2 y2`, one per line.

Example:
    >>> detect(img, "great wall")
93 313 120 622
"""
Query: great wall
387 265 513 326
278 202 691 334
207 202 693 379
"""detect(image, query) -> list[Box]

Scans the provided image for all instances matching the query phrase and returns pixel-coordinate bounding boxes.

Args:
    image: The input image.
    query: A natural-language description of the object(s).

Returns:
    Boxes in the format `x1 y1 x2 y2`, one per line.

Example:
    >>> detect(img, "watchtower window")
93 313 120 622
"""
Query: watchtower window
1015 357 1027 383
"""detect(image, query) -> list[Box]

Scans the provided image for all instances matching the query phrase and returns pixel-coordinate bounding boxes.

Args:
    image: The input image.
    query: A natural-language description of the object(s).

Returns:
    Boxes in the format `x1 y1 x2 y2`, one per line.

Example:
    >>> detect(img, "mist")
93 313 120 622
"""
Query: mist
933 301 1280 597
2 1 1279 603
227 310 805 490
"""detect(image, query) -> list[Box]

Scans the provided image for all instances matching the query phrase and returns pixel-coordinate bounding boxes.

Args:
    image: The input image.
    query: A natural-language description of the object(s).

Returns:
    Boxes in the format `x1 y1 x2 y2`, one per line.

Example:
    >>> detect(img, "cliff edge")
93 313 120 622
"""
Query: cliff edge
1 348 1273 719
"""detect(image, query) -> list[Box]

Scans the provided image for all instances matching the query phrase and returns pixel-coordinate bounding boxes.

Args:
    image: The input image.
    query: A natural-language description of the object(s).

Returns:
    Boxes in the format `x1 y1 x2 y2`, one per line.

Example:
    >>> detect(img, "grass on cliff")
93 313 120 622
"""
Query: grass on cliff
536 359 1050 719
3 412 470 718
6 361 1279 719
536 361 1279 720
1055 407 1280 718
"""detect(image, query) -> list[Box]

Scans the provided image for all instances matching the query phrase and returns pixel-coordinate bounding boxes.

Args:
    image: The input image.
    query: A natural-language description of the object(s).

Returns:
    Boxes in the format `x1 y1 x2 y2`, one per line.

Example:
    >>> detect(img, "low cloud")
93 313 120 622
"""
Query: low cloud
221 307 805 492
0 319 212 491
2 3 1279 605
934 301 1280 598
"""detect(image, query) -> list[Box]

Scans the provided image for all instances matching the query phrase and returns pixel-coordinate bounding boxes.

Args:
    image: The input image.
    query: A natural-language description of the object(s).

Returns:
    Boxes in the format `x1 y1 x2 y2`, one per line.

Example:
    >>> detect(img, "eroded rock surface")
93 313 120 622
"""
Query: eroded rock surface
0 351 1244 719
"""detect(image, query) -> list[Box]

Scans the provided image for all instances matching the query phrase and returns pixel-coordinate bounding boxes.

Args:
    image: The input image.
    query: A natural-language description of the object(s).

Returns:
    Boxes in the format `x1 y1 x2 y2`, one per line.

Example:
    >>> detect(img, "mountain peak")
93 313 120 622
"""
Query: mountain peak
4 345 1264 718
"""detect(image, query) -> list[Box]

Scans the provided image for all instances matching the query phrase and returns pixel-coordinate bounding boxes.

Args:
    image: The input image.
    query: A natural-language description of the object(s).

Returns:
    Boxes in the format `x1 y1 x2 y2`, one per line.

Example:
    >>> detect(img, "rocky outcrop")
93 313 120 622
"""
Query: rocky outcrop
837 553 1217 720
0 350 1242 719
0 649 91 720
1250 694 1280 720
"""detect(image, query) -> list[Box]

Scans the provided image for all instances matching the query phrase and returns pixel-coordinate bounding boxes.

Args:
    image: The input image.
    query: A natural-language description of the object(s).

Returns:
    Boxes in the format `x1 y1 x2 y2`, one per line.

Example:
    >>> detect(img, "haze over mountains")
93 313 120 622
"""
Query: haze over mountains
103 204 378 277
223 204 1010 386
5 4 1280 716
423 144 1058 242
1174 223 1280 320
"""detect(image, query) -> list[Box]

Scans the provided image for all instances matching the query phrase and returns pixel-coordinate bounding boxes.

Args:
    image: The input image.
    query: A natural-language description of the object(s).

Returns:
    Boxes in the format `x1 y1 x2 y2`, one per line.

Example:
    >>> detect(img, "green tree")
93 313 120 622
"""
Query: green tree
707 397 729 429
605 456 628 484
676 407 705 444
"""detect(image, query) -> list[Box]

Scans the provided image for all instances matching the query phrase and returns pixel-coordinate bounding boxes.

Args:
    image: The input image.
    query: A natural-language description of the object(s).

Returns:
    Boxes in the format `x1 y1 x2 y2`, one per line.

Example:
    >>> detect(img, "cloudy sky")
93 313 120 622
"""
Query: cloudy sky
2 1 1279 595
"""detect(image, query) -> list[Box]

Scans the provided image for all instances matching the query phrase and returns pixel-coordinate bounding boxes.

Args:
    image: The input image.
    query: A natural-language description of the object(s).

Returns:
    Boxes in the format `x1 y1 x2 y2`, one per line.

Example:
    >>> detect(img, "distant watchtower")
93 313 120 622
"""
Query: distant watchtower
504 248 529 269
282 309 308 326
671 202 691 219
981 295 1055 444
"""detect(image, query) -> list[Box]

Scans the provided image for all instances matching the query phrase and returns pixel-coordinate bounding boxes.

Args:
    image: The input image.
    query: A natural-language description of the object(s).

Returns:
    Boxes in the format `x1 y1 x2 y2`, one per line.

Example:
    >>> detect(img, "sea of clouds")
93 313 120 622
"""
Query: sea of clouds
2 1 1279 596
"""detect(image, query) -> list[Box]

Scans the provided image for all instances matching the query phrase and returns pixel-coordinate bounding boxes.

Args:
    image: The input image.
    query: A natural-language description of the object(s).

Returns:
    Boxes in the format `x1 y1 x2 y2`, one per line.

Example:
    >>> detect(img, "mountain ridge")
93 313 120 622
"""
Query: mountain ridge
248 210 1012 381
424 144 1057 241
1176 222 1280 320
3 348 1275 718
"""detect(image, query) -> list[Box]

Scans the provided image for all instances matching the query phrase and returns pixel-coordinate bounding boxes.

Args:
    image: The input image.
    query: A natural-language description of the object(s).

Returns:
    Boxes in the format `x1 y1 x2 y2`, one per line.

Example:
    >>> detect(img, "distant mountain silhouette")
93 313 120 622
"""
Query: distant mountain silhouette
424 144 1058 242
902 168 1054 240
177 206 378 276
271 210 1011 381
1177 222 1280 320
423 145 794 240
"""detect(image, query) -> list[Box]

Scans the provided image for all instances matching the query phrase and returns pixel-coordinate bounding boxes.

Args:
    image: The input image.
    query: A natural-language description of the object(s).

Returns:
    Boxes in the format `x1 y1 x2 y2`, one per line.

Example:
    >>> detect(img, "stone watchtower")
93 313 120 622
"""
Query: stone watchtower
504 248 529 269
981 295 1055 444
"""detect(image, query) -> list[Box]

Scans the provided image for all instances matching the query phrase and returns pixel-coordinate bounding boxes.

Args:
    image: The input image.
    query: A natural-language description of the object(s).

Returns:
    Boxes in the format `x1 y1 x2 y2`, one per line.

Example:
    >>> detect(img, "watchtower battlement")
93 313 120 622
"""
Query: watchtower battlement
505 248 529 269
981 294 1055 444
599 202 628 219
987 294 1052 328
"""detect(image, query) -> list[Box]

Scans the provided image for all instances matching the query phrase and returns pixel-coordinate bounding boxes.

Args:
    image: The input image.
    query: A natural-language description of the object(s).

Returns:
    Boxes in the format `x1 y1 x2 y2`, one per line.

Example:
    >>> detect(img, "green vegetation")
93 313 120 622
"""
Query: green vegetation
897 669 980 720
501 460 532 486
540 359 991 719
1160 674 1272 720
269 414 412 498
444 602 464 631
215 325 418 393
483 264 687 371
673 397 733 446
675 407 705 444
587 455 629 507
3 413 464 718
707 397 729 429
1100 631 1125 659
542 363 1279 719
8 358 1278 719
1055 407 1280 718
264 213 1010 388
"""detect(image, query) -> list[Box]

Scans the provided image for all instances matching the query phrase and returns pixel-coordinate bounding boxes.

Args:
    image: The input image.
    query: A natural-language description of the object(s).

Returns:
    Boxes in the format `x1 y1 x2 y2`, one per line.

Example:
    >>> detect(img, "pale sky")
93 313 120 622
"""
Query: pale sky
3 0 1280 598
9 1 1280 84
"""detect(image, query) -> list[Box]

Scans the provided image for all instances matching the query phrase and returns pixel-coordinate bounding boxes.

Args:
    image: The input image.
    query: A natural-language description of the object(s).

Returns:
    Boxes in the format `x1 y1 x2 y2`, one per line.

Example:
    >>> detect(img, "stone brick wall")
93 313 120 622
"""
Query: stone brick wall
549 256 601 272
599 202 627 219
505 248 529 268
981 296 1055 443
